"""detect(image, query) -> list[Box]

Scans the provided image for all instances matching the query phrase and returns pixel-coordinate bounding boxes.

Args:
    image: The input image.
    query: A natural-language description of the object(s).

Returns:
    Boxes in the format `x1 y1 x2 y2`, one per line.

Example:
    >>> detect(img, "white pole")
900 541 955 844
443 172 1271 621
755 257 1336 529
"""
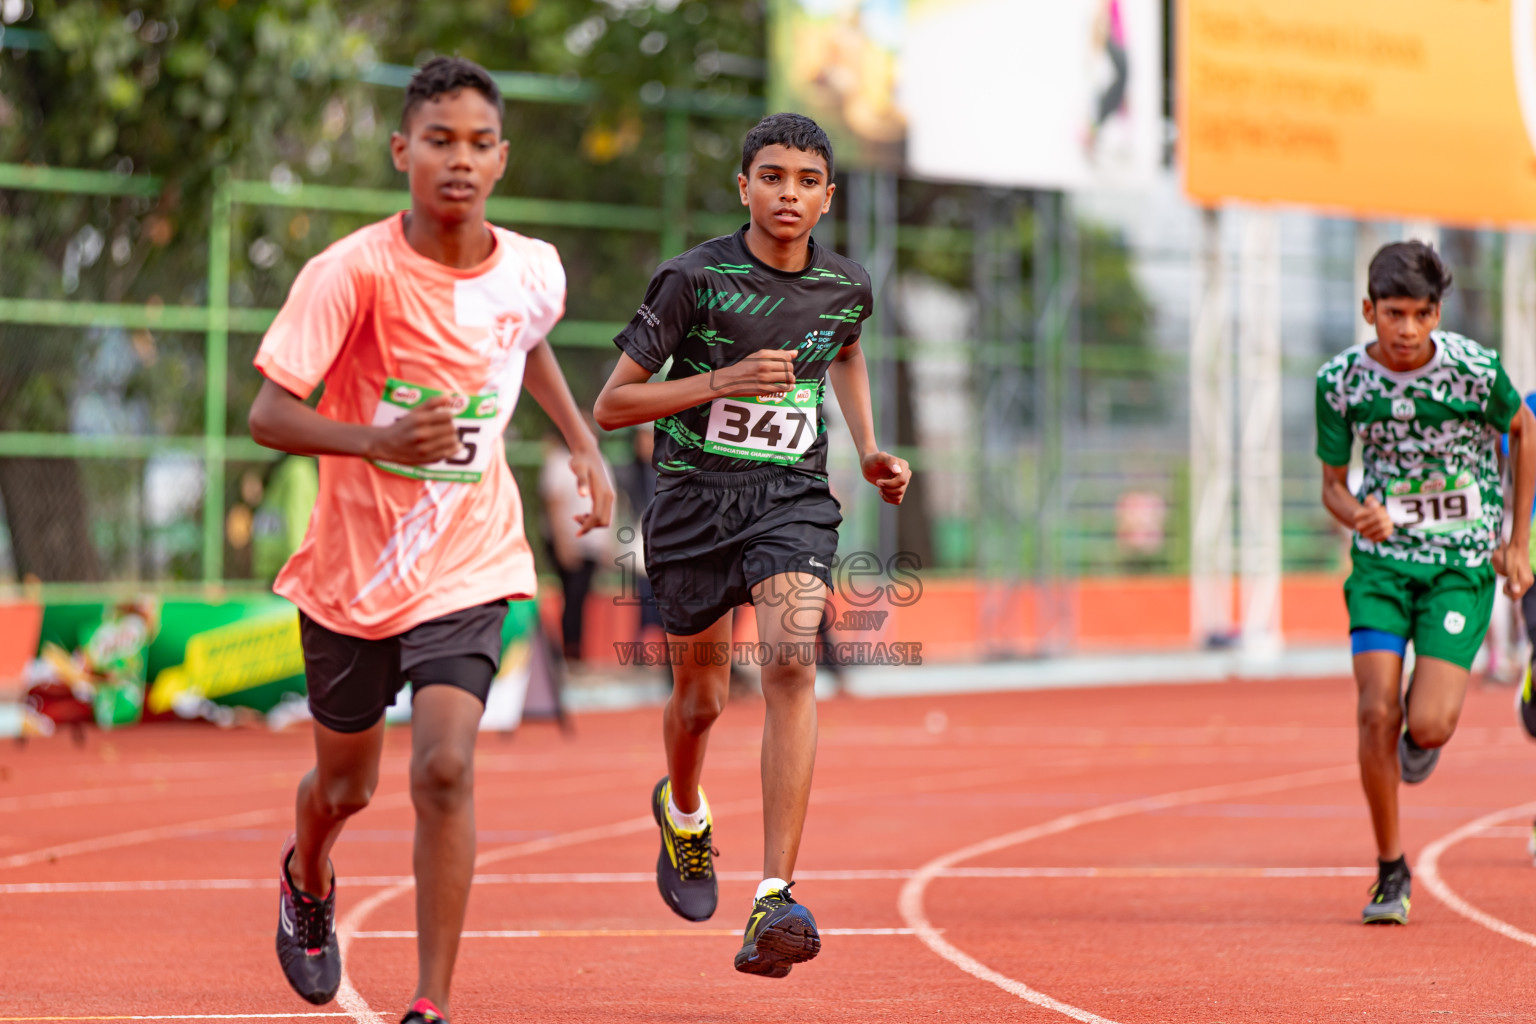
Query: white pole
1504 231 1536 393
1238 209 1283 660
1355 221 1382 344
1190 208 1234 646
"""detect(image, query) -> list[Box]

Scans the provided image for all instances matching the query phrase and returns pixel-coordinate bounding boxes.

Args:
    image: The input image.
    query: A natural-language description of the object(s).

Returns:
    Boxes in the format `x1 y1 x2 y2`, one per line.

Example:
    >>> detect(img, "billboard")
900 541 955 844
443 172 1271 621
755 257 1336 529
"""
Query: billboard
769 0 907 171
903 0 1163 189
1181 0 1536 225
769 0 1164 189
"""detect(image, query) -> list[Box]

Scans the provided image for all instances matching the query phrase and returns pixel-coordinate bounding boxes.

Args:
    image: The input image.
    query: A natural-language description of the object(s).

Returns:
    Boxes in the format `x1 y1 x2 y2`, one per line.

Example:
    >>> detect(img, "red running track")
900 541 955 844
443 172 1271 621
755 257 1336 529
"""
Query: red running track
6 676 1536 1023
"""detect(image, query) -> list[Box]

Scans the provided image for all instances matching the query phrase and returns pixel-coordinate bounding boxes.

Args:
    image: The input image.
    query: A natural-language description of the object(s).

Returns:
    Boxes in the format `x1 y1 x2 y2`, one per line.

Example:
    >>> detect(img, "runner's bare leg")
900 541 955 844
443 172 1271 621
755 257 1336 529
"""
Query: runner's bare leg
753 572 828 880
408 683 485 1016
663 613 734 813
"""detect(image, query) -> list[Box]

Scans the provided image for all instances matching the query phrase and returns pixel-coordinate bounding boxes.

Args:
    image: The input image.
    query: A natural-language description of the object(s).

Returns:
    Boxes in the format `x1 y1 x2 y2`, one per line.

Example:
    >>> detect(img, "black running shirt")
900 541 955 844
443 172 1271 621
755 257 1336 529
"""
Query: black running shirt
613 227 872 479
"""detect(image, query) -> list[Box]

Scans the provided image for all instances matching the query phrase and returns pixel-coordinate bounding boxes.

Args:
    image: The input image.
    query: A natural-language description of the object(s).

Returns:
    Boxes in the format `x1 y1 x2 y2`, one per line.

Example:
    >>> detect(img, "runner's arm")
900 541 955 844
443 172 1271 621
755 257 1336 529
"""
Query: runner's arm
827 339 910 505
523 339 614 534
593 351 798 431
1496 404 1536 597
248 378 461 465
1321 462 1393 542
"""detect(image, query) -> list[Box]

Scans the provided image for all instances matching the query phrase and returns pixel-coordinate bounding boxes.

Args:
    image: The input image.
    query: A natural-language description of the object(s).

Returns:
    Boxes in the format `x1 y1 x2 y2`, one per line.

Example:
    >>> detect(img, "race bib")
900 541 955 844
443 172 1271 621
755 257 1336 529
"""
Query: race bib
370 377 499 483
1384 471 1483 533
702 381 821 464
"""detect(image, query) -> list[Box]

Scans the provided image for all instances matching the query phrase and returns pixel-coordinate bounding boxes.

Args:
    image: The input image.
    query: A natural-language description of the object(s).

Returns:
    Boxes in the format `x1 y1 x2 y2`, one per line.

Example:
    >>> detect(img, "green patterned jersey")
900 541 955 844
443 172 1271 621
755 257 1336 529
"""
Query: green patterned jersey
1316 331 1521 568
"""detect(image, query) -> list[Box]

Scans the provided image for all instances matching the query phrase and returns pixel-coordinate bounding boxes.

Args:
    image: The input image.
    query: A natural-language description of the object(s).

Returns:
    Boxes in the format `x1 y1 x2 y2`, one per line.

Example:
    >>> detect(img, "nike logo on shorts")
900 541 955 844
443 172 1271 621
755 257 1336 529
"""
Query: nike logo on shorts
808 558 828 569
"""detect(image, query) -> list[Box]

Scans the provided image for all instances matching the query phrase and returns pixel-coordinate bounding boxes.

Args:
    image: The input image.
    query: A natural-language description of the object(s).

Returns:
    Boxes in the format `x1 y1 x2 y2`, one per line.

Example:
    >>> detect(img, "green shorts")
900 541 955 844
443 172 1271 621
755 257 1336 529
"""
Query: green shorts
1344 552 1495 670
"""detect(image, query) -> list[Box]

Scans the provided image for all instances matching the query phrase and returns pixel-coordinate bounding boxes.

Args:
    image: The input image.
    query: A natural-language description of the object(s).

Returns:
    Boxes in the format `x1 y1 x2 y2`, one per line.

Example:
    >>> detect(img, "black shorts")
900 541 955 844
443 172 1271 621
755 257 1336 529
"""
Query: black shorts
642 465 841 636
299 599 508 733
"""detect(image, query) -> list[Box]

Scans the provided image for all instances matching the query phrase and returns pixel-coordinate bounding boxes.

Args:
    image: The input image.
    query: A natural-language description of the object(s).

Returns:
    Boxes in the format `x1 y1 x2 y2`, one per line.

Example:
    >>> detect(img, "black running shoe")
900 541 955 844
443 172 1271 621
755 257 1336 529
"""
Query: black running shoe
401 998 447 1024
1400 672 1441 784
734 882 821 978
1362 860 1411 925
1517 665 1536 739
651 776 719 922
276 835 341 1004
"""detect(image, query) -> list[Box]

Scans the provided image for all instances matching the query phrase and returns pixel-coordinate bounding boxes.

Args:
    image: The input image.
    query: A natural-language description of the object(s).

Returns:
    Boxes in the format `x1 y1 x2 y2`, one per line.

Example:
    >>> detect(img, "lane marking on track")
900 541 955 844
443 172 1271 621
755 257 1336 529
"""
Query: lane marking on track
1466 825 1531 840
332 762 1090 1024
333 809 690 1024
1418 799 1536 948
898 763 1357 1024
0 809 293 872
0 793 413 872
352 927 921 939
0 865 1377 895
0 776 293 817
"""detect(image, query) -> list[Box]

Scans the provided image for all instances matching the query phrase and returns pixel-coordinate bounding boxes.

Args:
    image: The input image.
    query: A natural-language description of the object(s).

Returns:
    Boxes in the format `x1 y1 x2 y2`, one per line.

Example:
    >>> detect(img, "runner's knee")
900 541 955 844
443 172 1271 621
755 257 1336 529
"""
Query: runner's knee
1407 708 1458 748
317 772 375 820
670 688 724 735
1357 699 1401 739
410 744 474 810
760 660 817 699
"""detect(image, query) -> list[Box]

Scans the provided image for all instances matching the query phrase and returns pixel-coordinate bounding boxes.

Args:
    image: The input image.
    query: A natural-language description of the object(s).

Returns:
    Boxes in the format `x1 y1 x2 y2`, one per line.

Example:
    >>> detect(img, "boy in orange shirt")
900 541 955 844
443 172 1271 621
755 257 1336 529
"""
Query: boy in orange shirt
249 57 611 1024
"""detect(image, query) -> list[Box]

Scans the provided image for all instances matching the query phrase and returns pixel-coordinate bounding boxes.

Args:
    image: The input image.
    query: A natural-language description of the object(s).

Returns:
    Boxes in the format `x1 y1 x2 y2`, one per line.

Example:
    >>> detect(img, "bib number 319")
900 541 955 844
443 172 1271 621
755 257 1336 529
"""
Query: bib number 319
1384 472 1483 534
702 382 821 465
371 377 499 483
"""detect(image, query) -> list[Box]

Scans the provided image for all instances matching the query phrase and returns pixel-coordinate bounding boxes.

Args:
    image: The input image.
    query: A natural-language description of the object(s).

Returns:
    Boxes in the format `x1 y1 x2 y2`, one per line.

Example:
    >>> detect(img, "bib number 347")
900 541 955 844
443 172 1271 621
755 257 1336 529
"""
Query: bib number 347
371 377 499 483
703 383 820 465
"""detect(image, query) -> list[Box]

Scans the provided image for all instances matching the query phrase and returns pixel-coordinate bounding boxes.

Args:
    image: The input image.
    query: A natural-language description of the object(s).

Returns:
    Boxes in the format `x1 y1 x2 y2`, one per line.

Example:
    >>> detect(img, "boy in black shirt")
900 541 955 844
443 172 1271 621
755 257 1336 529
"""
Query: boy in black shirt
594 113 909 978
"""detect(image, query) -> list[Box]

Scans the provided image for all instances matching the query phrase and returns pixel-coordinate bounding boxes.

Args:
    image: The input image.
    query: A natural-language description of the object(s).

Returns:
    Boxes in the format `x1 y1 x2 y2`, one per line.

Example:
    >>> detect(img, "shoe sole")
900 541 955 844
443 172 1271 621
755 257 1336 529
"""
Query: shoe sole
735 915 821 977
1398 732 1440 785
651 777 716 923
1362 912 1408 925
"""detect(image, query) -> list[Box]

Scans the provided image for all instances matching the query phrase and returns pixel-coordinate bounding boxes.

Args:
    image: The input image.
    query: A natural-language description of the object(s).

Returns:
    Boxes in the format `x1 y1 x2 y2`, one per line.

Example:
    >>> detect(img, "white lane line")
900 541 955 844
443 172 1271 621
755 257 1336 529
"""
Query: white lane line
331 763 1075 1024
332 806 702 1024
352 927 920 939
940 866 1374 879
0 775 295 817
1467 825 1531 840
0 809 292 872
1418 799 1536 948
0 792 419 873
0 865 1379 895
898 763 1357 1024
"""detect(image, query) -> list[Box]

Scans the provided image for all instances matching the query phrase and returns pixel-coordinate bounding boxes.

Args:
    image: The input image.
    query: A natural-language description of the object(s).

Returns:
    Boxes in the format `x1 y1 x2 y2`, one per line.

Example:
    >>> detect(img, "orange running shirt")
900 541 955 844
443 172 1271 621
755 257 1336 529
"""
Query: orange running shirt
254 212 565 639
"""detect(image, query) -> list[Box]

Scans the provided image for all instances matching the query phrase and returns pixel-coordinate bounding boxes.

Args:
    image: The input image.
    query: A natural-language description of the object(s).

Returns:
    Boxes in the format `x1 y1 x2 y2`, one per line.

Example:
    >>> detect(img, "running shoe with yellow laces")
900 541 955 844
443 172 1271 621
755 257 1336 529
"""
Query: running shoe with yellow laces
651 776 719 921
735 881 821 978
1362 857 1411 925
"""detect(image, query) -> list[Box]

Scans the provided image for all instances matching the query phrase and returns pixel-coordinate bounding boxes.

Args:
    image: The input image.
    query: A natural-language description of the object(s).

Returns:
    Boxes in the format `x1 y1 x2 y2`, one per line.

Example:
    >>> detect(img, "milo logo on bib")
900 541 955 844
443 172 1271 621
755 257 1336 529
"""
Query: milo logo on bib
703 379 823 465
1384 468 1483 534
370 376 500 484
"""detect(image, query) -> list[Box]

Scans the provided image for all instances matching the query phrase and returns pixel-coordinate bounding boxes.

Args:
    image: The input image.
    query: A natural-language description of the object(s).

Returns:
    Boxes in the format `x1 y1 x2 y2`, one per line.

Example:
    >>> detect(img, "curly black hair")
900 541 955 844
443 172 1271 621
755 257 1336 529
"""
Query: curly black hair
401 56 503 129
741 112 834 180
1368 240 1453 304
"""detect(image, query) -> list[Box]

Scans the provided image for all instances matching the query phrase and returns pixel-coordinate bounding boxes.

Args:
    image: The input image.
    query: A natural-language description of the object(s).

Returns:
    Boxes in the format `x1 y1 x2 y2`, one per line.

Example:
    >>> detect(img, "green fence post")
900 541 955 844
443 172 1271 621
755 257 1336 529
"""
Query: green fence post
204 173 231 585
661 107 689 258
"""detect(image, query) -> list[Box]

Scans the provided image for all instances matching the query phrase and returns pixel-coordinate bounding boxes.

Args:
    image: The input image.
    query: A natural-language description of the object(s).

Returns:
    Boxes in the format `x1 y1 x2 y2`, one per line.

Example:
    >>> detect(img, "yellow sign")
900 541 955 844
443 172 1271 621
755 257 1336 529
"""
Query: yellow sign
1180 0 1536 225
148 610 304 714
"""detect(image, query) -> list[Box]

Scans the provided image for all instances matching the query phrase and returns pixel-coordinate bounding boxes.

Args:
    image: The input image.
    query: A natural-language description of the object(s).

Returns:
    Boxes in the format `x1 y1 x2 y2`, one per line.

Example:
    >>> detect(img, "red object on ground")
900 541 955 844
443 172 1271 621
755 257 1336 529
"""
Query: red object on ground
0 600 42 683
2 676 1533 1022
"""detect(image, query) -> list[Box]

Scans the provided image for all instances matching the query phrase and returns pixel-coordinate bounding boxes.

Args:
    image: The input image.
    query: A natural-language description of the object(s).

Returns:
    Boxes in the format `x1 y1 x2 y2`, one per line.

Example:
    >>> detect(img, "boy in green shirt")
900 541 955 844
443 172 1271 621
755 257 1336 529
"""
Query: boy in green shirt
1317 240 1536 925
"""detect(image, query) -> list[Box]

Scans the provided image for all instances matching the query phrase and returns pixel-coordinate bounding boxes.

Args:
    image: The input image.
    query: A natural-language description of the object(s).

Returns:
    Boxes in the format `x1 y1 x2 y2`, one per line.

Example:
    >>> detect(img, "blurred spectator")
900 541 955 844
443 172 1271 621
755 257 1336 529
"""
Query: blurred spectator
252 455 319 583
540 434 612 665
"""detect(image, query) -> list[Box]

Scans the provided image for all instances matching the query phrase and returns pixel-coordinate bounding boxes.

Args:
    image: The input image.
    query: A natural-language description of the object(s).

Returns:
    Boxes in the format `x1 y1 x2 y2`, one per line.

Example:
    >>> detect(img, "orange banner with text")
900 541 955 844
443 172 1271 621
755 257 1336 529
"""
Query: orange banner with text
1180 0 1536 225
